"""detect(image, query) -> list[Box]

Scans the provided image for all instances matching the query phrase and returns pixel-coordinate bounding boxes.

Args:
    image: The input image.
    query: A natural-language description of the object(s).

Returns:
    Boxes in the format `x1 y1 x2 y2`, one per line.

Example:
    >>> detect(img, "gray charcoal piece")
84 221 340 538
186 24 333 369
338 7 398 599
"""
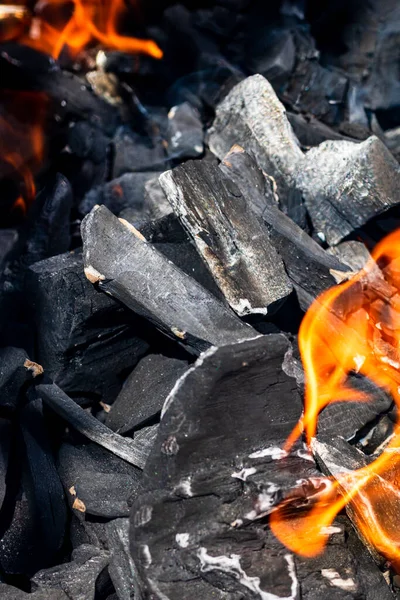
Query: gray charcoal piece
32 544 110 600
218 147 348 309
58 443 142 518
0 584 68 600
106 354 189 434
207 74 304 199
130 336 392 599
81 205 256 353
297 136 400 245
27 252 150 402
327 240 371 272
112 127 168 178
106 518 138 600
160 161 292 316
167 102 204 159
79 172 170 225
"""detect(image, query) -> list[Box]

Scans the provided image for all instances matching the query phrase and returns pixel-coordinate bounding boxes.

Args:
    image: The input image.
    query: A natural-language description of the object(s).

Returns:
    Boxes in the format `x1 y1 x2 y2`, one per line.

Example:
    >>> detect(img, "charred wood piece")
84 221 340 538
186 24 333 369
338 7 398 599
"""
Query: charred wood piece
160 160 293 316
81 205 256 352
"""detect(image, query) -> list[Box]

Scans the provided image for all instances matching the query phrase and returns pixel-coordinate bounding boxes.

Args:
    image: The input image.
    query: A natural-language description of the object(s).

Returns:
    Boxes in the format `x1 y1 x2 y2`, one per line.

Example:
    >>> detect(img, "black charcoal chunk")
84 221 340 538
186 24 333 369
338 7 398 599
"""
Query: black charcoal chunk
0 584 68 600
207 74 304 200
81 205 256 353
297 136 400 245
112 127 168 178
130 335 388 599
248 28 295 86
79 172 171 226
32 544 110 600
27 251 149 402
0 229 18 272
68 121 110 164
36 381 151 469
160 161 292 316
58 443 142 518
166 102 204 159
287 112 355 148
106 354 189 434
0 346 39 413
0 419 11 510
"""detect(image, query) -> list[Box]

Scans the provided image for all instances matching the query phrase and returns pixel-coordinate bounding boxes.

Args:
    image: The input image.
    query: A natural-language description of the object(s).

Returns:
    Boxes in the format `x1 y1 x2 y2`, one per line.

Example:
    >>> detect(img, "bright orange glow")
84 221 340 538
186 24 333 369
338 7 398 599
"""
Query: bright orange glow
271 229 400 568
0 91 48 212
11 0 163 60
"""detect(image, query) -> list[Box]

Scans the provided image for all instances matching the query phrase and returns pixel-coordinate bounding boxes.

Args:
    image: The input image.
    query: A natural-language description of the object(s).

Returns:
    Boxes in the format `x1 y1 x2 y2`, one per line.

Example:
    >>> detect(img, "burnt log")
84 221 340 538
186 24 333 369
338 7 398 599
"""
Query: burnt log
160 160 293 316
81 205 256 352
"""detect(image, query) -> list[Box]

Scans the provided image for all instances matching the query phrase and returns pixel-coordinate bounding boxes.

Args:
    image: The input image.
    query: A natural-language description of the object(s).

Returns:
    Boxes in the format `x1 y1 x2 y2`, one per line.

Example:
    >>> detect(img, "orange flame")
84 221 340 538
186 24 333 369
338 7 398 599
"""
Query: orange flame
14 0 162 60
0 91 48 213
271 229 400 568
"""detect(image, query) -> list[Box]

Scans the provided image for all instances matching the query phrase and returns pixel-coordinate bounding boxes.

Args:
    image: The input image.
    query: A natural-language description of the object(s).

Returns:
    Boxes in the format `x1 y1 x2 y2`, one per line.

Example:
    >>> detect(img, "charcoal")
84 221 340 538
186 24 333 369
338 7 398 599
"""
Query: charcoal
207 74 304 202
0 347 41 413
248 28 295 86
137 213 187 244
58 443 142 518
166 102 204 159
19 396 67 566
160 161 293 316
0 418 11 510
67 121 110 164
153 241 225 301
32 544 110 600
0 43 119 135
287 112 355 148
0 585 68 600
218 147 348 309
36 381 152 468
130 335 390 599
0 229 18 271
297 136 400 245
78 172 170 224
112 127 168 178
282 28 348 126
327 240 371 272
131 425 159 469
106 518 138 600
106 354 190 434
27 251 149 402
81 205 256 353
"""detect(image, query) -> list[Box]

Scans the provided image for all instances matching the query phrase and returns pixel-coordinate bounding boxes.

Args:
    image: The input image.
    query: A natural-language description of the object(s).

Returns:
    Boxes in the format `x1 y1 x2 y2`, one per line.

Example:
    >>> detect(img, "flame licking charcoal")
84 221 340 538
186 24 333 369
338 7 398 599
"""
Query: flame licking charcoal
270 229 400 569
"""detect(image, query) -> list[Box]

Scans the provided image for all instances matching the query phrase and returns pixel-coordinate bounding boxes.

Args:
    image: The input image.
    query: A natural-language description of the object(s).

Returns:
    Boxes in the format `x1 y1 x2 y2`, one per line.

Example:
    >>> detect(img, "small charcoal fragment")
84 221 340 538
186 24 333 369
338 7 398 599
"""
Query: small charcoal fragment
112 127 168 177
297 136 400 245
106 354 190 434
160 160 293 315
106 518 138 600
167 102 204 159
0 346 39 413
81 205 256 352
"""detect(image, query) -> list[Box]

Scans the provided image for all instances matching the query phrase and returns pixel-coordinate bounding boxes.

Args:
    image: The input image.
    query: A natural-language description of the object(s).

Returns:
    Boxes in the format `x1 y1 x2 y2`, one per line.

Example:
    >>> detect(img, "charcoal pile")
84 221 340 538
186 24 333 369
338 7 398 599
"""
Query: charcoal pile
2 0 400 599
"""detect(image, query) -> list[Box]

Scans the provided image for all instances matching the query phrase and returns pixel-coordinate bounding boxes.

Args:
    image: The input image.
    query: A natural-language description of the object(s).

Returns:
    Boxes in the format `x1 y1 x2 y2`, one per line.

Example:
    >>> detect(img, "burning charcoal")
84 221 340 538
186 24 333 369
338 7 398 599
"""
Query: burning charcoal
0 347 42 413
106 354 190 434
218 147 348 309
106 518 138 600
166 102 204 159
207 74 304 202
79 172 169 224
58 442 142 518
130 335 388 599
27 251 150 402
160 160 293 316
36 380 152 469
31 545 110 600
327 241 371 272
297 136 400 246
112 127 168 178
81 205 256 352
0 43 119 135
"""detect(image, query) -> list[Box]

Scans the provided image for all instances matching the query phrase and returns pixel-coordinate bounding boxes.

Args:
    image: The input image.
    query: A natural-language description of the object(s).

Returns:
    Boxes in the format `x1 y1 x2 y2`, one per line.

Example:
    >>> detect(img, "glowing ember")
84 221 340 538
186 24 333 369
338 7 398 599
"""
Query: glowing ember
271 229 400 568
0 0 162 60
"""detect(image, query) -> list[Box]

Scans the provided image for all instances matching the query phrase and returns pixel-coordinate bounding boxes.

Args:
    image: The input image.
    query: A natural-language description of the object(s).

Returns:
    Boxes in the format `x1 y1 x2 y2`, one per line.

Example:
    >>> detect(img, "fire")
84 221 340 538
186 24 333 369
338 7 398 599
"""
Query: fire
0 91 48 213
271 229 400 568
0 1 162 60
